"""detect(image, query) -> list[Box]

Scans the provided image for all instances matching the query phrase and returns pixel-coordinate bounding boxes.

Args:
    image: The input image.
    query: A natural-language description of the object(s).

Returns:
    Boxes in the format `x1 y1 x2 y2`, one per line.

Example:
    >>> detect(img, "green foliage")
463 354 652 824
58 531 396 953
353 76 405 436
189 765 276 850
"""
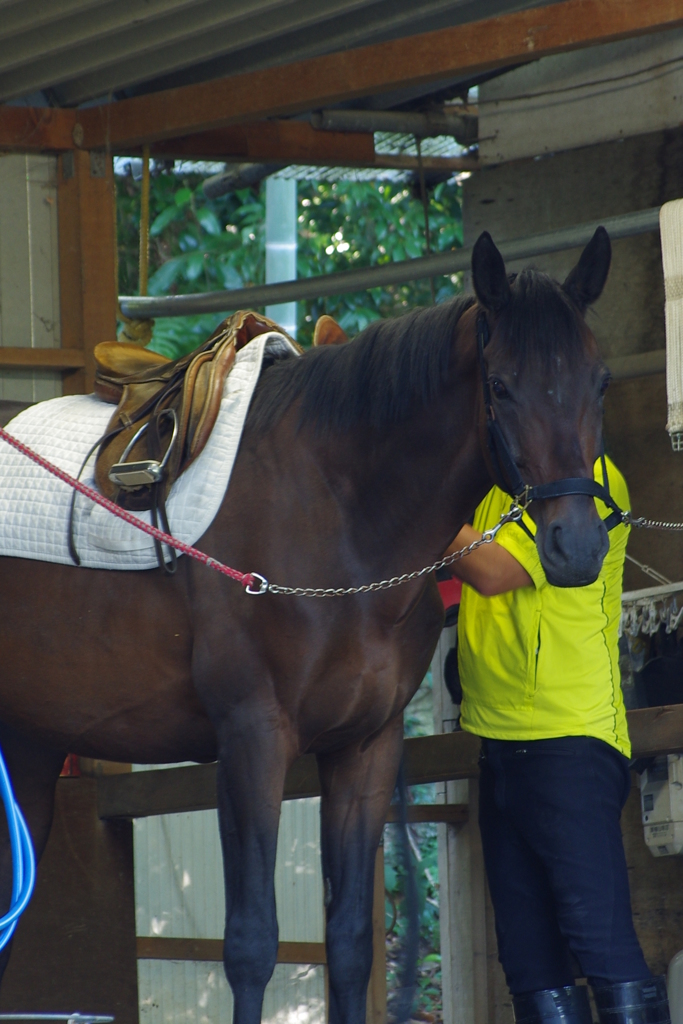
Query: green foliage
385 823 440 947
116 170 464 358
117 172 265 299
295 180 463 343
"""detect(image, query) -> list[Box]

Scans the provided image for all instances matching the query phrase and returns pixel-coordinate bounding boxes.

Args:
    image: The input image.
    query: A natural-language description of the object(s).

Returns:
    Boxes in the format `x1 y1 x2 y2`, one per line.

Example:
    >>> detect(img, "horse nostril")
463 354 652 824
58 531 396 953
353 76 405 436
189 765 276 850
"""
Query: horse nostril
546 517 609 569
548 521 568 562
540 515 609 587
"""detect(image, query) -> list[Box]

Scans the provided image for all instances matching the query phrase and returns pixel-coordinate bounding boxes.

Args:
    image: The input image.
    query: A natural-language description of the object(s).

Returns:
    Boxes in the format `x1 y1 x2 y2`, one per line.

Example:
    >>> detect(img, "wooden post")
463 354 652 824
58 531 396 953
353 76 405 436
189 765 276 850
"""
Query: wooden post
432 627 512 1024
0 777 139 1022
367 841 387 1024
57 149 117 396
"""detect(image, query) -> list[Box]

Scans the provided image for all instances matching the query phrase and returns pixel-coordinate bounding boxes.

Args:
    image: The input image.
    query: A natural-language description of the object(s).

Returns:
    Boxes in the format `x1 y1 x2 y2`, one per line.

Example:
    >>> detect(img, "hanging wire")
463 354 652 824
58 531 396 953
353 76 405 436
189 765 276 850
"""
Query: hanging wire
415 136 435 305
625 552 673 586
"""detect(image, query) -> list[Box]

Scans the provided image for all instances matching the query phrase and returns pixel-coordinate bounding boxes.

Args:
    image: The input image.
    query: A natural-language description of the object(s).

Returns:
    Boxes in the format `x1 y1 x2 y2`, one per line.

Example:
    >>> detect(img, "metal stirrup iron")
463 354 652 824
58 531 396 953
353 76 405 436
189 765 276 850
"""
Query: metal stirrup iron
108 408 178 489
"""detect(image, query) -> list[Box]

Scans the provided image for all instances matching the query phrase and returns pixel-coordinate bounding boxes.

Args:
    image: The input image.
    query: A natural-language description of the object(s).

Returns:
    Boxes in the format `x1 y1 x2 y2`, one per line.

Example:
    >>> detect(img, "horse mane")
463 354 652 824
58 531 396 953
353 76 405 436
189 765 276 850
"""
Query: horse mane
248 294 475 433
248 268 589 434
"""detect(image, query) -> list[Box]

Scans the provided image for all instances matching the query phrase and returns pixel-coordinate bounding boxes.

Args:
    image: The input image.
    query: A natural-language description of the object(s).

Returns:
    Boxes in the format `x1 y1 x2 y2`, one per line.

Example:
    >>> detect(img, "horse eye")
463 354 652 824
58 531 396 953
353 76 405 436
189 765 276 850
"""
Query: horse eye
599 375 611 397
491 378 509 399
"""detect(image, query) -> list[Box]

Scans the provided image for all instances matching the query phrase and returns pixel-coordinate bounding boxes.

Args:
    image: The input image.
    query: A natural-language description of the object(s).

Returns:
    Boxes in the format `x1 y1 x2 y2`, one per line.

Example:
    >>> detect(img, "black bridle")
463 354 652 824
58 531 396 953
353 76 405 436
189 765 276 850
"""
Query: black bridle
476 311 624 530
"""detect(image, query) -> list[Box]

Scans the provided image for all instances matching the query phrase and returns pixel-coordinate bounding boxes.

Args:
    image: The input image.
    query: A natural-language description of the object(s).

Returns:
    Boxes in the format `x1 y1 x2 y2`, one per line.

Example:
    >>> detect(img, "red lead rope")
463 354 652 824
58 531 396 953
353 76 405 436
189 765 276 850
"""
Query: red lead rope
0 425 259 590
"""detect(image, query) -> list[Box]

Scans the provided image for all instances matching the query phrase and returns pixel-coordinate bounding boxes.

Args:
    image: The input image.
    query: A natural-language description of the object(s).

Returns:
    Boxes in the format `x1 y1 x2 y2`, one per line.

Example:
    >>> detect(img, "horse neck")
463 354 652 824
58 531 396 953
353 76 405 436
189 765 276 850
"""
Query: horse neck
315 361 492 573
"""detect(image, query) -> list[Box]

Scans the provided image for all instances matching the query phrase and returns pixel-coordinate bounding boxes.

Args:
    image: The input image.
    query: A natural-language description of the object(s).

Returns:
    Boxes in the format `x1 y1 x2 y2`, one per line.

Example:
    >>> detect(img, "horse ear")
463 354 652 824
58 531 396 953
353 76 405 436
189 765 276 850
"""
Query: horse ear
313 315 349 346
562 226 611 313
471 231 511 313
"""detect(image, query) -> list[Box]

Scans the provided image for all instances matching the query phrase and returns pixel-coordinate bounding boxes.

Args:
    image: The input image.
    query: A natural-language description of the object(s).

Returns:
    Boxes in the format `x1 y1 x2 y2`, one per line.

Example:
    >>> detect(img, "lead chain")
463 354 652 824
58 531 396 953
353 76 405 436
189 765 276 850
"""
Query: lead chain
266 505 525 597
626 513 683 532
262 506 683 598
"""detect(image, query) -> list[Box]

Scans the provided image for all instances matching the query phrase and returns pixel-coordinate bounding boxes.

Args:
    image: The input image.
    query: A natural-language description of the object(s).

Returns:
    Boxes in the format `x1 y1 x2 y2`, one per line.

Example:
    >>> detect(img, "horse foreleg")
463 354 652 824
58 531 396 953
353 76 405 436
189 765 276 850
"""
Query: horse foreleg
0 723 65 983
215 709 290 1024
317 715 404 1024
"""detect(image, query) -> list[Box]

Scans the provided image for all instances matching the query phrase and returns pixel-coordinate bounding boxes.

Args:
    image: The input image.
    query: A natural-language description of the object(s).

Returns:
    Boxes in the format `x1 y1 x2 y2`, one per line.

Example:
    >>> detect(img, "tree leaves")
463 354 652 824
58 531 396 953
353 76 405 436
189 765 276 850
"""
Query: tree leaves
116 171 464 357
196 208 221 236
150 204 181 236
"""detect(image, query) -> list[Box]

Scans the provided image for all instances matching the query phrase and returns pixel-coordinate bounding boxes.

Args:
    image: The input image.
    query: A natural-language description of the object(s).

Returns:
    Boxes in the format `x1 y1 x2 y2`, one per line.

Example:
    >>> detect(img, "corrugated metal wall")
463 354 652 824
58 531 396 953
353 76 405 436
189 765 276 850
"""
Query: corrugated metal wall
0 153 61 403
134 802 324 943
138 961 325 1024
133 767 325 1023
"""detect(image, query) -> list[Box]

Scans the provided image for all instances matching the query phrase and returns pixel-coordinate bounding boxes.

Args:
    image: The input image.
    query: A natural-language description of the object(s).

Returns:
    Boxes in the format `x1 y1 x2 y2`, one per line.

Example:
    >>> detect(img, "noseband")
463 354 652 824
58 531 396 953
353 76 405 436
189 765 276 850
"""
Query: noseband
476 311 623 530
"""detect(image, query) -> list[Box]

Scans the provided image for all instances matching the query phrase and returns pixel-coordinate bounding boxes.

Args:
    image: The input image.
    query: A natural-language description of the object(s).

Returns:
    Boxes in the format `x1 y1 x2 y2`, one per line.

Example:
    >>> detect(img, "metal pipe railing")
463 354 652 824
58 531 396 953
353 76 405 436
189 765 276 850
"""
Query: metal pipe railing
309 108 477 146
119 206 661 320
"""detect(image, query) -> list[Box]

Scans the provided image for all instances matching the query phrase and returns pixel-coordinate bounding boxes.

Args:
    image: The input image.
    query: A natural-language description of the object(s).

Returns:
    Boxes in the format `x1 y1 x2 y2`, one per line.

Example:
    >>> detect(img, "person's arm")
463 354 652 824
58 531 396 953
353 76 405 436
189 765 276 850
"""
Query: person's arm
446 524 533 596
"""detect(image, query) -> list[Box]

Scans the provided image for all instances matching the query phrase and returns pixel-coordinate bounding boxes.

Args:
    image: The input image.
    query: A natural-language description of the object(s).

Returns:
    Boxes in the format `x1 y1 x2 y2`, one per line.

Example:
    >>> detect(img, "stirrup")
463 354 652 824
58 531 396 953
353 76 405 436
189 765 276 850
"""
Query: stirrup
593 977 670 1024
514 986 593 1024
108 408 178 489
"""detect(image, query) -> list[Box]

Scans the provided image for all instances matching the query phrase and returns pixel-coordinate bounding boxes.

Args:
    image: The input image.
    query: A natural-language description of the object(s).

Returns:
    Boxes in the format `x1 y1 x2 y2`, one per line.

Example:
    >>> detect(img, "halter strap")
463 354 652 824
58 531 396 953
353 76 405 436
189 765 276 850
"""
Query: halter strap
476 311 625 530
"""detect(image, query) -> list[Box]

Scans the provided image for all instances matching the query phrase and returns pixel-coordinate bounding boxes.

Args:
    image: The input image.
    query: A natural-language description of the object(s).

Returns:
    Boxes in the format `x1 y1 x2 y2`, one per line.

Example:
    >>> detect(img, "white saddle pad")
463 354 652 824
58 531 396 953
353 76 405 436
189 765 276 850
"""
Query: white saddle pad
0 331 297 570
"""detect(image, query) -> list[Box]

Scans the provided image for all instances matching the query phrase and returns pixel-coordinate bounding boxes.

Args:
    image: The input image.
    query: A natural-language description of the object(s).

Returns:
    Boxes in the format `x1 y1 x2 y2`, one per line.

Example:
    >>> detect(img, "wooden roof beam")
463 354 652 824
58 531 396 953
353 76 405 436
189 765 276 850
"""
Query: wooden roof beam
75 0 683 151
0 108 477 172
0 105 75 151
0 111 402 164
145 120 376 164
138 120 477 171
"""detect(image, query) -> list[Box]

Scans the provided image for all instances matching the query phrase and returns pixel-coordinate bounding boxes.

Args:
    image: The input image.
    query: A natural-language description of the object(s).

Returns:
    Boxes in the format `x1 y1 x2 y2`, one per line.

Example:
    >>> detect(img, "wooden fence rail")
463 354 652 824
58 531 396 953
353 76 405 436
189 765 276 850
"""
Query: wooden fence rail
97 706 683 820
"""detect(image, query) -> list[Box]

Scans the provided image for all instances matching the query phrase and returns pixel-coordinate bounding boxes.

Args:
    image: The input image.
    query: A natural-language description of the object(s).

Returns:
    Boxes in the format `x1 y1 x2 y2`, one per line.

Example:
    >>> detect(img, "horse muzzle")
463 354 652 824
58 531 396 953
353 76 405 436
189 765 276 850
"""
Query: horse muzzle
536 501 610 588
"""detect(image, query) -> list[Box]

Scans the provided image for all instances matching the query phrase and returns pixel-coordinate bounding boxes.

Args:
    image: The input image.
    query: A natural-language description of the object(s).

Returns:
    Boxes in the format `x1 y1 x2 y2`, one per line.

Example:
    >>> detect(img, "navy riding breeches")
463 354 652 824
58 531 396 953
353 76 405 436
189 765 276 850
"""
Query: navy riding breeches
478 735 651 994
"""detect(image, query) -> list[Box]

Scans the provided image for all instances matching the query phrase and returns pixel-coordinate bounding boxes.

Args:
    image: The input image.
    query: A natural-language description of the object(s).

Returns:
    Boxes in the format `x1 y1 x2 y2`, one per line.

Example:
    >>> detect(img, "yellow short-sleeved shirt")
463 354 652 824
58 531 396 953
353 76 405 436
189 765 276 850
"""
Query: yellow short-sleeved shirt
458 457 631 756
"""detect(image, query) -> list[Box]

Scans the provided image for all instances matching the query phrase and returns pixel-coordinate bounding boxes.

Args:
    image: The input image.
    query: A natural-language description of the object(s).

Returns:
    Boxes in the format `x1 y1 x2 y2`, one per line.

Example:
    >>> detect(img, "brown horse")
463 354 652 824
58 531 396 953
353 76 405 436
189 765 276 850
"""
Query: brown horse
0 229 613 1024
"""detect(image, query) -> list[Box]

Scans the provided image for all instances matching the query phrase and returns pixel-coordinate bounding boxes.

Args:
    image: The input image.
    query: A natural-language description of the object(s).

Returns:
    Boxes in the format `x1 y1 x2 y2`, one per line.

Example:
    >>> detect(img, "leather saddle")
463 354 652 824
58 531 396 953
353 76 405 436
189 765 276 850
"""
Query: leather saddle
92 310 296 517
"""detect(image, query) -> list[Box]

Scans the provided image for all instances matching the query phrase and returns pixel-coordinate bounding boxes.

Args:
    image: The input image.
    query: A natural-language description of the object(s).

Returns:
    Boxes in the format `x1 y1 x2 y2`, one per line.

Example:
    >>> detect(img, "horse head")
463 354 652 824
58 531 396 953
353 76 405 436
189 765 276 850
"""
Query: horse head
472 227 613 588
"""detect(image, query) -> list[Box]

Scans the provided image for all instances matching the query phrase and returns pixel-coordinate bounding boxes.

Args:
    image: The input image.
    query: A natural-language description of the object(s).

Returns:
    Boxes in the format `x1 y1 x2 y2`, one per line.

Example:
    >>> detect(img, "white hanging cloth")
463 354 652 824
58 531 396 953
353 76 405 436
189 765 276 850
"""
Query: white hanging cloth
659 200 683 450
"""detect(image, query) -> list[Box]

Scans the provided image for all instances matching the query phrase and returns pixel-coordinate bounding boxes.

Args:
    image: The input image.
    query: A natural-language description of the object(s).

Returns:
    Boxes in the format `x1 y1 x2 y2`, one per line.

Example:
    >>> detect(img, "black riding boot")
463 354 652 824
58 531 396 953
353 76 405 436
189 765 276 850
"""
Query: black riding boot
593 978 671 1024
513 986 594 1024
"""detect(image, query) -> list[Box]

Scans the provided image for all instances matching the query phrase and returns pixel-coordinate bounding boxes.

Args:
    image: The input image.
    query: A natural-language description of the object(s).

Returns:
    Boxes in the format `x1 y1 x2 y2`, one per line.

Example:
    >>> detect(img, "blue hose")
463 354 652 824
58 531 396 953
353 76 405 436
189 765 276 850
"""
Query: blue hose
0 748 35 950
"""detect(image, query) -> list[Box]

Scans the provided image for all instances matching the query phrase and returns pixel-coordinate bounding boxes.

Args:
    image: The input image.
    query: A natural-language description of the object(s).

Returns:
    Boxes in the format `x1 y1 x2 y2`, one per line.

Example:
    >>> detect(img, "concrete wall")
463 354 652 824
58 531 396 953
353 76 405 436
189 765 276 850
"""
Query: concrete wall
479 29 683 166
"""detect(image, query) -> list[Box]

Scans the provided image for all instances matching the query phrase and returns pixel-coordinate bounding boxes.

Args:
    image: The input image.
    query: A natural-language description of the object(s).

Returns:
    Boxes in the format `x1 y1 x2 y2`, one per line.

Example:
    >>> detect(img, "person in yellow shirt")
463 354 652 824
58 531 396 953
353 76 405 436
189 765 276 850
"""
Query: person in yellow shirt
448 457 670 1024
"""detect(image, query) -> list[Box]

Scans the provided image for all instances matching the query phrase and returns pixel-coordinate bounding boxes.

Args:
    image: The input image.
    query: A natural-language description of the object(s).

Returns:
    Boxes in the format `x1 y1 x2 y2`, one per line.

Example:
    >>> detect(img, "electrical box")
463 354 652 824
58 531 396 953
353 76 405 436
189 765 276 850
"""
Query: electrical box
640 754 683 856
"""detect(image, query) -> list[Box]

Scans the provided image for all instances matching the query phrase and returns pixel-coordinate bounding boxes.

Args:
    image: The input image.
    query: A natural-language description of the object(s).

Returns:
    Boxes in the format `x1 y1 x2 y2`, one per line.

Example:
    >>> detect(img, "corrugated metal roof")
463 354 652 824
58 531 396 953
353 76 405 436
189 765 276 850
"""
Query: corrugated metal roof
0 0 550 110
